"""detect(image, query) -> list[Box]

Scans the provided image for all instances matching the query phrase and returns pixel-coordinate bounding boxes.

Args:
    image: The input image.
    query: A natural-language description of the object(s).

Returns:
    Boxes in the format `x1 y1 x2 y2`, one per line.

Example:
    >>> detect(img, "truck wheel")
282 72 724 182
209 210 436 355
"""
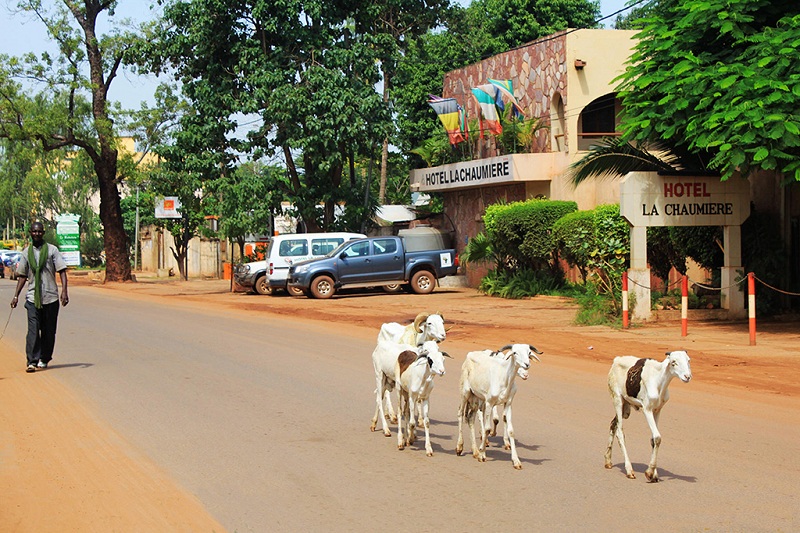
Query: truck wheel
254 275 272 295
383 284 402 294
287 286 305 297
410 270 435 294
310 275 336 299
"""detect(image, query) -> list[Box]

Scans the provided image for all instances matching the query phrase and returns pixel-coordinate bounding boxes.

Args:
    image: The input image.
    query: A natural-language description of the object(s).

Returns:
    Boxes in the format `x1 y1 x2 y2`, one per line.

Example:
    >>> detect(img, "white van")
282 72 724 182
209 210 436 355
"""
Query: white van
233 232 365 295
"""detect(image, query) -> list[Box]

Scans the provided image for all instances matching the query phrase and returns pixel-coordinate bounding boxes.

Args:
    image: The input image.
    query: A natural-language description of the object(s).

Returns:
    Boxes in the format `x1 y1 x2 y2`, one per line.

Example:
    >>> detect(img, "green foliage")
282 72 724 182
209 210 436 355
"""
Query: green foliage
494 108 550 155
410 135 456 168
553 204 629 314
671 226 724 271
144 0 401 233
742 210 786 315
0 1 151 280
617 0 800 181
572 283 622 327
478 267 565 298
485 199 578 275
646 226 687 280
460 231 498 267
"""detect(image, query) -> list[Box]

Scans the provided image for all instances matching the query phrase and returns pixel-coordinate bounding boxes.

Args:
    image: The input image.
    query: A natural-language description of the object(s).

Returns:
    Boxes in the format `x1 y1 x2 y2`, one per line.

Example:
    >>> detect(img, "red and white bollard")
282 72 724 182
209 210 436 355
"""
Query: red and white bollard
749 272 756 346
681 275 688 337
622 271 629 329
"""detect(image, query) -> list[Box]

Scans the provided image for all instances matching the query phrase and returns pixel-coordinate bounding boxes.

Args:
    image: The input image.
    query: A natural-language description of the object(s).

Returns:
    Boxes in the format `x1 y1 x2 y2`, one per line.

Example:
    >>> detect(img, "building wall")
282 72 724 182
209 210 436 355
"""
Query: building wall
443 183 527 286
139 225 221 278
435 29 637 282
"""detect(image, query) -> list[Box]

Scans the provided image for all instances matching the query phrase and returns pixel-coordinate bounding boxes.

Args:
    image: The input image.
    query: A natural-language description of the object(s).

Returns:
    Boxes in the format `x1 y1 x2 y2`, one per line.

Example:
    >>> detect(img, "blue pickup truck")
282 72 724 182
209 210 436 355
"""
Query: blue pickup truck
287 236 458 299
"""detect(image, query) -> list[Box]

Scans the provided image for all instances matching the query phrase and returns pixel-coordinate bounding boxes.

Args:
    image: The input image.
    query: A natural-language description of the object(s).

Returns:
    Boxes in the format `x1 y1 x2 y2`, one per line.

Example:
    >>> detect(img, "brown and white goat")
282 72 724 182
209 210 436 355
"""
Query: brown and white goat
604 350 692 482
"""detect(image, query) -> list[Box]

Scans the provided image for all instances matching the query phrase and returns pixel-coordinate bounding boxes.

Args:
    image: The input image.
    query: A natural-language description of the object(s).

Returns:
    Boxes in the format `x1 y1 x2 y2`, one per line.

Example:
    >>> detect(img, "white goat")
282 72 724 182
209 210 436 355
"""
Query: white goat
395 340 451 456
456 344 542 469
604 350 692 482
371 312 446 431
377 311 446 346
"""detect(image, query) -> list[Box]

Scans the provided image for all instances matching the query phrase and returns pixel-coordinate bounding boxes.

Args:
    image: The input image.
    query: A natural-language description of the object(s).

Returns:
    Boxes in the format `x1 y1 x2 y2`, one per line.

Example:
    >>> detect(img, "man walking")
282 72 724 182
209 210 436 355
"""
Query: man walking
10 222 69 373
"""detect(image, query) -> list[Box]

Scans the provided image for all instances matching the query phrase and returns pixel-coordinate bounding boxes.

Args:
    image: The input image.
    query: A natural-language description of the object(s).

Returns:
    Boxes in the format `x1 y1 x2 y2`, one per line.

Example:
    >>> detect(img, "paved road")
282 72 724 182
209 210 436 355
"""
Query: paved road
3 284 797 532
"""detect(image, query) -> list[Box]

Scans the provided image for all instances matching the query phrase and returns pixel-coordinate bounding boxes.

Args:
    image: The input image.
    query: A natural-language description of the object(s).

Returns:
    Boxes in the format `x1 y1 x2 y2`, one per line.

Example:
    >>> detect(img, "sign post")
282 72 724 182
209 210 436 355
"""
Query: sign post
55 214 81 267
620 172 750 320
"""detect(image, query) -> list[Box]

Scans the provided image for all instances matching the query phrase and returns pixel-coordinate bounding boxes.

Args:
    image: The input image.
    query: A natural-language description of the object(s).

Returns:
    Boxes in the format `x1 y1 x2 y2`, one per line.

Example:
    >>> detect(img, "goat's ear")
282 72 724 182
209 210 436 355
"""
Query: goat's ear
442 351 453 359
665 351 672 356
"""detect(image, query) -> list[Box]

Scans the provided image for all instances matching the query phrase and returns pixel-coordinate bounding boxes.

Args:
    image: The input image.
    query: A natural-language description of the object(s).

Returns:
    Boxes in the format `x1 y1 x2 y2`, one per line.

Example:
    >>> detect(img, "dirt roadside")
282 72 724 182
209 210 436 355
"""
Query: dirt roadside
1 274 797 532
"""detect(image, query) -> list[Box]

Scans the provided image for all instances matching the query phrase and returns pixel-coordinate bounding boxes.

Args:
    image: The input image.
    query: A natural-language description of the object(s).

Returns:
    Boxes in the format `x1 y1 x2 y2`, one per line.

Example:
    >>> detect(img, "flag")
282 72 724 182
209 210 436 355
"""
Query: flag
471 85 503 137
428 96 466 145
488 78 524 118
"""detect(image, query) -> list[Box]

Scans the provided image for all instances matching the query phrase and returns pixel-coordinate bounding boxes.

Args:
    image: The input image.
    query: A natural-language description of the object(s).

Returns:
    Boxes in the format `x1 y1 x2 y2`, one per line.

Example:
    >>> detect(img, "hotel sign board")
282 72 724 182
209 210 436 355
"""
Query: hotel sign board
620 172 750 227
411 155 516 192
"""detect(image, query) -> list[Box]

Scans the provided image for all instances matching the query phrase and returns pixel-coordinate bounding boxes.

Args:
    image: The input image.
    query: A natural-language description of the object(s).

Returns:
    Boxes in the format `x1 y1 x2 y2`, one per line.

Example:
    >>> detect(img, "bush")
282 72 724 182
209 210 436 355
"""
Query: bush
478 268 565 298
484 199 577 275
552 210 594 282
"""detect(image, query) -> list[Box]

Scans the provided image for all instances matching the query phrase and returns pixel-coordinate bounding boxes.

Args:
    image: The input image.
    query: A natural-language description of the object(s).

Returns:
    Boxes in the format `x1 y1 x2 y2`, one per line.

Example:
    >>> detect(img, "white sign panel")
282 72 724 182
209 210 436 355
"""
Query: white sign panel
411 156 515 192
155 196 182 219
620 172 750 227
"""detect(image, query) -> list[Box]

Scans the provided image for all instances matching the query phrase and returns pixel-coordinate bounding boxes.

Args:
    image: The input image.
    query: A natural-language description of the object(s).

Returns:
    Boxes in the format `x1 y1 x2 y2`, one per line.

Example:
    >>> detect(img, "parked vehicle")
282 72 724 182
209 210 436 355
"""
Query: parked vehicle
0 250 23 280
233 232 365 295
287 235 458 299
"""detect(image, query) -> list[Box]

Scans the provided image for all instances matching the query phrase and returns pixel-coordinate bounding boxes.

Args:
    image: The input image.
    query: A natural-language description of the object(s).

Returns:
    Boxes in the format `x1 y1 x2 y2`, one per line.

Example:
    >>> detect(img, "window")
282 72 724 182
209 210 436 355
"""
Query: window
279 239 308 257
578 93 621 151
373 239 397 255
343 241 370 257
311 238 345 256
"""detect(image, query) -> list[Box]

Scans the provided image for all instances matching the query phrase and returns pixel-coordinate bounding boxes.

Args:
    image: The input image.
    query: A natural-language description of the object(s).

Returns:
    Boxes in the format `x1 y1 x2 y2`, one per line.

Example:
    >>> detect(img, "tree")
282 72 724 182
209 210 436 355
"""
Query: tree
0 0 147 281
355 0 450 205
617 0 800 181
144 0 394 232
215 162 283 260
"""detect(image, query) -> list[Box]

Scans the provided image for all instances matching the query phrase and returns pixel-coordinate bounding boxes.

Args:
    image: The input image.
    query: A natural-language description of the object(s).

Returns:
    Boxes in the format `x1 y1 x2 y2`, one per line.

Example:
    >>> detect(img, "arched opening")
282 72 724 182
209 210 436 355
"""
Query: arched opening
550 92 566 152
577 93 622 151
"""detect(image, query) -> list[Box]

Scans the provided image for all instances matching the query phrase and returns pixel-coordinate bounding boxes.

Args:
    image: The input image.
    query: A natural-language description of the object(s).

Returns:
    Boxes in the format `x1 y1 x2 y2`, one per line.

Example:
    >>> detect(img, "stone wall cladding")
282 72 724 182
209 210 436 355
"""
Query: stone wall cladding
442 32 568 153
444 183 527 286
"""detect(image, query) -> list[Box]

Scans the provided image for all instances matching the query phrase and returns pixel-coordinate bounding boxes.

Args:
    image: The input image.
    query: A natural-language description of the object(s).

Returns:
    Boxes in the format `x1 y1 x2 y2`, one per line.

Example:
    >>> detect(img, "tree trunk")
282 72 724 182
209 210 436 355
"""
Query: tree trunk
77 1 132 282
378 68 390 205
96 150 132 282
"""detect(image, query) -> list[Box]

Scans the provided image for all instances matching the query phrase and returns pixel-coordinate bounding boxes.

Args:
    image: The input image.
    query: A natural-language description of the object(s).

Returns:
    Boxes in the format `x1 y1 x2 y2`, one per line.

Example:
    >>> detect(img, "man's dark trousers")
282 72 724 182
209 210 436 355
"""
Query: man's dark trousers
24 300 60 366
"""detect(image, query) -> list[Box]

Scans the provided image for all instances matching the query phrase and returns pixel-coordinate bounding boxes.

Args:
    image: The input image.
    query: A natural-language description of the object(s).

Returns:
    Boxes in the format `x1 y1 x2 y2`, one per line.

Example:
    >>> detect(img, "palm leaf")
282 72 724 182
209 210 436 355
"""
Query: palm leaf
568 138 684 186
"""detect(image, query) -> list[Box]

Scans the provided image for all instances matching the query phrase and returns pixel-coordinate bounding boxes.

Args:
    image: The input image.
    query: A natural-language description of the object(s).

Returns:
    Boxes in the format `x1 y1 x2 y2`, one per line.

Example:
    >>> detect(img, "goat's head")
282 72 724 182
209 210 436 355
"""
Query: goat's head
500 344 543 380
419 340 451 376
414 311 446 342
665 350 692 382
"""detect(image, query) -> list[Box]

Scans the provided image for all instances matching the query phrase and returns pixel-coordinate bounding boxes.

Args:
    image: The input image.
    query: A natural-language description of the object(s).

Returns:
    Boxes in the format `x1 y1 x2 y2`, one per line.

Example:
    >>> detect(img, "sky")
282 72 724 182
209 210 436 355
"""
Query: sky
0 0 631 112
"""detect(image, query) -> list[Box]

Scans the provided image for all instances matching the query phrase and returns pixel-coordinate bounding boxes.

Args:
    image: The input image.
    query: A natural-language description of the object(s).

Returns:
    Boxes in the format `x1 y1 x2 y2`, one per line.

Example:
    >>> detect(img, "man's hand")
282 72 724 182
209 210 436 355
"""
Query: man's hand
61 292 69 307
10 296 18 308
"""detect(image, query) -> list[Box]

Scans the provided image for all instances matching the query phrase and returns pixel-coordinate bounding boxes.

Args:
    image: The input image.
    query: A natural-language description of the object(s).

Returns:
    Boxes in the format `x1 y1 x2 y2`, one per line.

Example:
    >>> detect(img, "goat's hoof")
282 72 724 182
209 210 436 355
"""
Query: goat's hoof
370 424 377 432
604 463 613 469
383 430 391 437
398 445 405 450
626 472 636 479
513 464 522 470
503 444 511 450
645 470 659 482
390 416 398 424
426 451 433 457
